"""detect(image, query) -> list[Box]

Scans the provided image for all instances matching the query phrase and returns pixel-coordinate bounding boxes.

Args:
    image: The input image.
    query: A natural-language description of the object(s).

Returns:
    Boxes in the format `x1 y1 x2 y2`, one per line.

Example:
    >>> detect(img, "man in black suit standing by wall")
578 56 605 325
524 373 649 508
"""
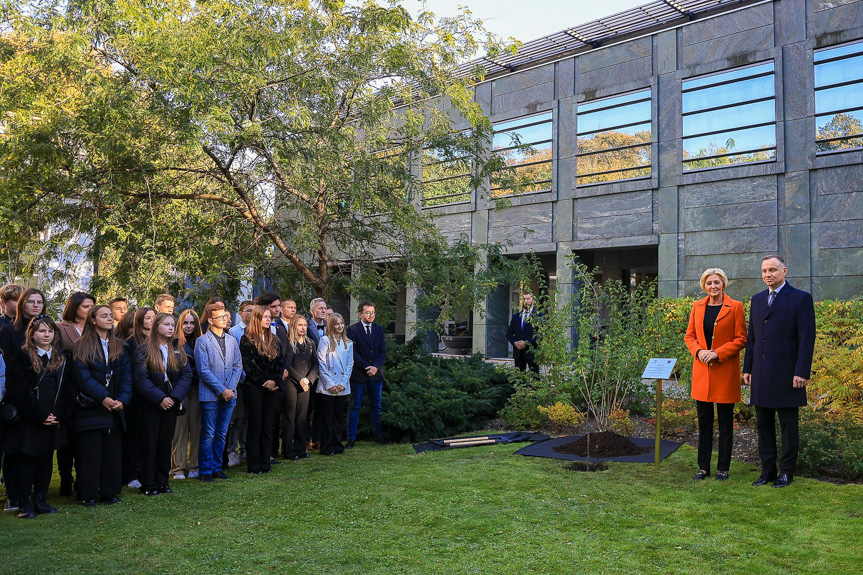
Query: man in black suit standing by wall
506 292 539 372
346 301 387 448
743 255 816 488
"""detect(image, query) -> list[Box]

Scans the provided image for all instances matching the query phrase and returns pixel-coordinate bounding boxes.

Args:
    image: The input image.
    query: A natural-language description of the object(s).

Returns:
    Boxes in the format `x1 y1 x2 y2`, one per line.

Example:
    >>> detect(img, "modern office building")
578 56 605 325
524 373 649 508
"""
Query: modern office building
394 0 863 357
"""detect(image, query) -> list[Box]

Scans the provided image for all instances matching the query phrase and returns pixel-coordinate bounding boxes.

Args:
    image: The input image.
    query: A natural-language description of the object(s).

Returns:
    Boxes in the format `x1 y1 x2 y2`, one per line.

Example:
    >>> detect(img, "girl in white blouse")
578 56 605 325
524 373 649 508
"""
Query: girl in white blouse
316 314 353 455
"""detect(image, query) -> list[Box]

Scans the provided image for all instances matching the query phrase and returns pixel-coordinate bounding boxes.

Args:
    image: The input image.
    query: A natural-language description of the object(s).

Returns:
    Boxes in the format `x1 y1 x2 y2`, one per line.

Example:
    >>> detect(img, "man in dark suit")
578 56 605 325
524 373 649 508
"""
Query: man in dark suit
345 300 387 448
506 292 540 372
743 255 816 488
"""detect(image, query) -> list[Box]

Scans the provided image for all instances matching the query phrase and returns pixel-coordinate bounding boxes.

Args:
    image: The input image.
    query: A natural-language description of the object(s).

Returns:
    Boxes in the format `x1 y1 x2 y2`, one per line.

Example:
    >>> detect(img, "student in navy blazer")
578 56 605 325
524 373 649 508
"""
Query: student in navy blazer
506 293 540 372
132 313 192 495
345 301 387 446
743 255 816 488
194 301 242 482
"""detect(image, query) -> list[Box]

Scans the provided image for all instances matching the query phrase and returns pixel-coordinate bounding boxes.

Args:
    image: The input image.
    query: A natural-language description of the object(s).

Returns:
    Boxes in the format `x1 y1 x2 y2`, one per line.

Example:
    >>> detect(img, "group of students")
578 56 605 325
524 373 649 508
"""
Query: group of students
0 284 387 519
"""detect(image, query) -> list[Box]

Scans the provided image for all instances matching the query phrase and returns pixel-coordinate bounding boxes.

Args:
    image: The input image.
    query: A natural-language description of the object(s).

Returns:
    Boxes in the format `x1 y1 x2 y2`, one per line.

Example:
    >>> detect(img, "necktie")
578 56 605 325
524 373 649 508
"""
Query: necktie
365 324 371 339
41 354 49 367
768 291 776 307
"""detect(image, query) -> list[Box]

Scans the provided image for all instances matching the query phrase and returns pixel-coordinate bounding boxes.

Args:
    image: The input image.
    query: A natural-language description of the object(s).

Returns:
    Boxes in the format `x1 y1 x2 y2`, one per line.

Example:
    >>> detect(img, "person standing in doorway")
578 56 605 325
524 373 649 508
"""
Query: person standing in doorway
506 292 539 373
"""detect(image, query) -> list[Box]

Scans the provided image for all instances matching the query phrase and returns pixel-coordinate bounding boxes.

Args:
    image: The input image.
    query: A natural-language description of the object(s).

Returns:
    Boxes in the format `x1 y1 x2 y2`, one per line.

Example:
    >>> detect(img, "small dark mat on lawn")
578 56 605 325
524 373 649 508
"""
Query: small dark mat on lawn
554 431 652 458
515 434 681 463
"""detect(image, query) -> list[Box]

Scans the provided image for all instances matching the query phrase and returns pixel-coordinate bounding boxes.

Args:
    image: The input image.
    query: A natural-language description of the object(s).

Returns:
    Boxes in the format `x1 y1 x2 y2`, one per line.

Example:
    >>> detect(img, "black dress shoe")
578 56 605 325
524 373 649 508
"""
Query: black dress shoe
772 473 793 488
373 436 391 445
101 496 121 505
158 486 173 494
346 440 356 449
693 470 709 480
213 471 229 480
199 474 214 483
752 471 778 486
270 458 283 465
81 499 97 507
715 471 729 481
141 489 160 496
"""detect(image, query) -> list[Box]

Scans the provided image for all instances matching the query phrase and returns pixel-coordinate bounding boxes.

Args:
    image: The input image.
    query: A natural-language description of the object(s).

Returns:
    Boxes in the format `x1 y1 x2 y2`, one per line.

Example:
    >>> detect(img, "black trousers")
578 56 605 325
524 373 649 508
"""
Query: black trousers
2 452 17 499
755 406 800 477
245 384 281 473
695 401 735 473
514 352 539 373
319 393 347 454
121 407 139 484
14 451 54 496
307 390 323 444
136 403 178 491
57 440 75 488
282 383 310 458
76 423 123 501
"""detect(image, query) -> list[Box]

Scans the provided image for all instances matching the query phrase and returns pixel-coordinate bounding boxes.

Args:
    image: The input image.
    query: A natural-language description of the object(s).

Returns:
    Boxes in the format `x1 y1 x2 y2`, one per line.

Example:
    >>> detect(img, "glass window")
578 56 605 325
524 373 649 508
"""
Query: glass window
681 62 776 170
491 111 553 197
815 41 863 153
421 146 472 207
576 89 651 185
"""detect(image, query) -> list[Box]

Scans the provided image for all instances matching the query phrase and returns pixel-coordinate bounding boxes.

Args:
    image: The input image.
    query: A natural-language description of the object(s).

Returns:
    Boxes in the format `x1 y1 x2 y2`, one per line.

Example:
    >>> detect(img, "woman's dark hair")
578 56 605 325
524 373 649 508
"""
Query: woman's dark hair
131 307 155 346
115 310 135 340
23 315 63 373
176 309 202 347
61 291 96 322
13 288 47 330
73 305 124 364
254 292 280 307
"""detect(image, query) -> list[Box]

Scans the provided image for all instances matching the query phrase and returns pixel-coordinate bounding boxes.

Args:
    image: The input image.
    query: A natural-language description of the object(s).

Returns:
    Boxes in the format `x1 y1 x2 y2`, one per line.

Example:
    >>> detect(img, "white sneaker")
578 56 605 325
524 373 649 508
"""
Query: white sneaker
127 479 141 489
187 470 199 479
227 453 241 467
173 473 186 480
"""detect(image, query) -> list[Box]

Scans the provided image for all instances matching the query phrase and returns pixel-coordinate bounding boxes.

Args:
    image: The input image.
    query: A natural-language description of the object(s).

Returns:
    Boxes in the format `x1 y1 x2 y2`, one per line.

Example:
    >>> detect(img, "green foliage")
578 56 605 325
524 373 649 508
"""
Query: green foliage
380 339 513 442
537 401 585 430
809 299 863 422
0 0 521 325
498 379 555 429
798 408 863 480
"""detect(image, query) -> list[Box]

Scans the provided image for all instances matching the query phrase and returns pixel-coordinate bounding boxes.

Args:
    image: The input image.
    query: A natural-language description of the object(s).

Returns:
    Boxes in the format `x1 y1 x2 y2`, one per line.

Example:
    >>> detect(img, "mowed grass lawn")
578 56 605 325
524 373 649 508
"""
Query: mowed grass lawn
1 437 861 574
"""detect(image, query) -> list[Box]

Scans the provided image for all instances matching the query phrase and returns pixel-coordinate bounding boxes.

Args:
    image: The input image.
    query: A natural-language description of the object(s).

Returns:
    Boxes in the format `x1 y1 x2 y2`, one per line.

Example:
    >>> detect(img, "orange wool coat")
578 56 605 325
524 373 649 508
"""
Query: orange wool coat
684 294 747 404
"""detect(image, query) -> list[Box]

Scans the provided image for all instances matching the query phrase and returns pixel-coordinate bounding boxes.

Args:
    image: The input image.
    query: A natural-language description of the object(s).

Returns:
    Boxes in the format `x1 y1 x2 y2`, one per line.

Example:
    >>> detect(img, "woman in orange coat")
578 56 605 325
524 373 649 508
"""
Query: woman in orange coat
684 268 747 481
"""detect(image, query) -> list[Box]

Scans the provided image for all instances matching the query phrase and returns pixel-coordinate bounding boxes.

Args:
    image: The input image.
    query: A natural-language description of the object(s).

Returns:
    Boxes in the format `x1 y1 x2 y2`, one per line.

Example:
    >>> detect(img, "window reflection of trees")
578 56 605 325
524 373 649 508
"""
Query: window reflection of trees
682 63 776 171
815 42 863 153
491 112 553 197
576 90 651 185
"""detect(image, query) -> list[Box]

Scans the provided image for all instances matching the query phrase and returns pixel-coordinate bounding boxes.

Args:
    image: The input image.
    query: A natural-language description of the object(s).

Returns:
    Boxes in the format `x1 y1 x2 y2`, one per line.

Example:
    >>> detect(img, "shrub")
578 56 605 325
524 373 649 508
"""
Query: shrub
798 407 863 480
499 376 555 429
809 299 863 423
607 408 634 436
649 398 698 437
537 401 585 430
380 339 513 442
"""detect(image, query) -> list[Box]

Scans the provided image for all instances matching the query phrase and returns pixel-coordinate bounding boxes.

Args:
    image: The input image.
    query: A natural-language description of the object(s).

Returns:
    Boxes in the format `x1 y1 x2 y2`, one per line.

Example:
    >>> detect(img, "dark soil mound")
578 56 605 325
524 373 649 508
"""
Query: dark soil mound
553 431 652 458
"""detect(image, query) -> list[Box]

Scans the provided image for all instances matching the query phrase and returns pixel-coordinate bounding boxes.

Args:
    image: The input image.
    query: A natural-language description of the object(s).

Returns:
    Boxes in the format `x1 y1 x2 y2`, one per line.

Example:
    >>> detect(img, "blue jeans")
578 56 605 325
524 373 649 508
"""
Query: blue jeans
199 398 235 476
347 379 383 440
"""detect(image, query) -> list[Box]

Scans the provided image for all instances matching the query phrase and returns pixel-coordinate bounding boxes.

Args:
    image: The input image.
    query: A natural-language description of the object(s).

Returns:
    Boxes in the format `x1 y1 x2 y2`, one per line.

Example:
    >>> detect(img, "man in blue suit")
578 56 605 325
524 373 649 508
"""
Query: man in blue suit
345 300 387 448
506 292 539 372
743 255 816 488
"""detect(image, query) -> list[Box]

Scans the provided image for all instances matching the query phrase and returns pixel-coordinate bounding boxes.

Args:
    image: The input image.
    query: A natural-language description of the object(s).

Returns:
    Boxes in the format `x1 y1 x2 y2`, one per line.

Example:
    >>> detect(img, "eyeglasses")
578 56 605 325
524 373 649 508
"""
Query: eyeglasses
213 313 231 321
361 310 376 316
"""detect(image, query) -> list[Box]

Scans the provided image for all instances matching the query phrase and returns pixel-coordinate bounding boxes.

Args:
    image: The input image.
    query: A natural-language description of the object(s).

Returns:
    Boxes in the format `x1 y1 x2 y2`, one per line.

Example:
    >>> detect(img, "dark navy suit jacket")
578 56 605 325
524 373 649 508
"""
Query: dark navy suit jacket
346 322 386 383
743 282 816 408
506 309 539 362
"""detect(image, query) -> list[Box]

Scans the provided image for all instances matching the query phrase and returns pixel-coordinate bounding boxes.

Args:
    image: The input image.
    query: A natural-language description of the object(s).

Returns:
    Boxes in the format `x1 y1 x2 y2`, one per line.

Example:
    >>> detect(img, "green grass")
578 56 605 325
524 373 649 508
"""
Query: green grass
1 439 861 574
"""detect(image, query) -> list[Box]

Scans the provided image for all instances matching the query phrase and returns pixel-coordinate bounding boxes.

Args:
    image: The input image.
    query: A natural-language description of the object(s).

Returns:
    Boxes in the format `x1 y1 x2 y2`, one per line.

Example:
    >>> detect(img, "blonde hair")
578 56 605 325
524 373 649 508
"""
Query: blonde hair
288 314 308 351
699 268 729 292
325 313 351 354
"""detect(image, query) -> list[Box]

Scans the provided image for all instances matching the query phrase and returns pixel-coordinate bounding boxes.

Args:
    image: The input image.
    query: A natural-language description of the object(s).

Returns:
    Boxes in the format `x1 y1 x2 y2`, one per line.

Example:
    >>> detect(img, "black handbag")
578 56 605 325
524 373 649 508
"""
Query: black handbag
0 400 18 424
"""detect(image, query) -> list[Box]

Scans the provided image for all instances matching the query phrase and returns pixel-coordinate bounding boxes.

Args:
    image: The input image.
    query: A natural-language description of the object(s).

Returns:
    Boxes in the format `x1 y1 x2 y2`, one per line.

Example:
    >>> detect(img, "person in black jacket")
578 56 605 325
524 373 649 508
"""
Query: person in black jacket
171 309 202 480
121 307 154 490
0 287 46 513
239 306 283 474
283 314 319 460
505 292 540 373
72 305 133 507
2 316 75 518
132 313 192 495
